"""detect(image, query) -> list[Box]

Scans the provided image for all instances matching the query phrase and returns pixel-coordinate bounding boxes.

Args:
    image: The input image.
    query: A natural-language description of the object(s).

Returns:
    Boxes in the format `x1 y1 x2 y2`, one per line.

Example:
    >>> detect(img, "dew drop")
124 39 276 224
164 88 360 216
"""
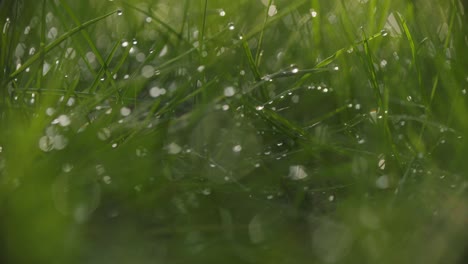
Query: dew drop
62 163 73 173
45 107 55 116
310 9 318 18
288 165 308 180
38 136 53 152
120 107 131 116
224 86 236 97
376 175 389 189
103 175 112 184
141 65 154 78
167 142 182 155
255 105 264 111
52 135 68 150
149 87 166 98
117 9 123 16
380 59 388 68
268 5 277 16
232 145 242 153
57 115 71 127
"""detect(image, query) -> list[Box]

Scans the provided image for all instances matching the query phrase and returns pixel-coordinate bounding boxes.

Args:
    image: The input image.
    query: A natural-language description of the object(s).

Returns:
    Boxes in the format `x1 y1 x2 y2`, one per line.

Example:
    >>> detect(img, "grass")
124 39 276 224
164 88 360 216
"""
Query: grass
0 0 467 263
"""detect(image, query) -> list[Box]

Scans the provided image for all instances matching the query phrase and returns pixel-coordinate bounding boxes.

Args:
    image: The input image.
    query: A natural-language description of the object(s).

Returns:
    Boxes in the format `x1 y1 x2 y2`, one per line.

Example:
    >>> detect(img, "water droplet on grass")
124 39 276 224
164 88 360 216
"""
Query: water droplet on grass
232 145 242 152
149 87 166 98
159 45 168 57
103 175 112 184
291 95 300 103
39 136 54 152
288 165 308 180
255 105 264 111
224 86 236 97
376 175 389 189
56 114 71 127
378 154 385 170
248 214 265 244
42 62 51 76
268 5 278 16
47 27 58 39
120 107 131 116
167 142 182 155
141 65 154 78
310 9 318 17
117 10 123 16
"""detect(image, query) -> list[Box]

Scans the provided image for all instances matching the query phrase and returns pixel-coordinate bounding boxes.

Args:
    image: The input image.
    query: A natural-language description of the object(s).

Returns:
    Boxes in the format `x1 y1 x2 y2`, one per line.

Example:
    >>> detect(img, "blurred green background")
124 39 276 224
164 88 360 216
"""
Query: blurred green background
0 0 467 263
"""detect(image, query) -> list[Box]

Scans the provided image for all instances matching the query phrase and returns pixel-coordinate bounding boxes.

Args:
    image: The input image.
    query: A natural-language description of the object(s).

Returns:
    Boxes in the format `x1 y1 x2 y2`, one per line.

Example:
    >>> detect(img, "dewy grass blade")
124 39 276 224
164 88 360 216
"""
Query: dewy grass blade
241 37 261 81
8 9 119 81
396 13 422 101
241 36 268 100
362 32 383 108
255 0 273 67
89 40 120 94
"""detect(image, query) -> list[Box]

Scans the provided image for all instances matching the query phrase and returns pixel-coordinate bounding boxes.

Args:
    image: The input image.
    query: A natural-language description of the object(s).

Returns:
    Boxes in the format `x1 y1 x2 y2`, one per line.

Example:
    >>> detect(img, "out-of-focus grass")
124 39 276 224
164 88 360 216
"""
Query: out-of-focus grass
0 0 467 263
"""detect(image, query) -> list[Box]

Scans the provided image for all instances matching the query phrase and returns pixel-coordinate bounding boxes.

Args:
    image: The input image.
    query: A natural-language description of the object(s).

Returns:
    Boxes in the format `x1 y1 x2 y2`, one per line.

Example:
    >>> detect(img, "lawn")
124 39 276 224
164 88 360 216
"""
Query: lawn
1 0 467 263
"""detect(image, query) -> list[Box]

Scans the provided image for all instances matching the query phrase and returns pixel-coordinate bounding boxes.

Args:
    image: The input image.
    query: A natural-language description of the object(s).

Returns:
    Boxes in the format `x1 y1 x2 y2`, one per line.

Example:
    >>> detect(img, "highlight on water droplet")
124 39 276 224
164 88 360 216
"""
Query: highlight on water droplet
376 175 389 189
167 142 182 155
56 114 71 127
120 107 131 116
232 144 242 153
288 165 308 180
141 65 154 78
117 9 123 16
268 5 278 17
224 86 236 97
149 87 166 98
310 9 318 18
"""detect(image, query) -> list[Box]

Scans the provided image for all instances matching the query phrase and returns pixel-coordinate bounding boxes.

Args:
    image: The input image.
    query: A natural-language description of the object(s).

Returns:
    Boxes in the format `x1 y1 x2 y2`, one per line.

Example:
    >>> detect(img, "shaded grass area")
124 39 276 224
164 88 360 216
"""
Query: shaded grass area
0 0 467 263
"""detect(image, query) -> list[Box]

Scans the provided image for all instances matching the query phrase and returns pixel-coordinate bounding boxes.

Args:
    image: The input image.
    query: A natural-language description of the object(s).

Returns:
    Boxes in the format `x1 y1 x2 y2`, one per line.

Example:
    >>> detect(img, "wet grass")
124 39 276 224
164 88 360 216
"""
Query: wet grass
1 0 467 263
